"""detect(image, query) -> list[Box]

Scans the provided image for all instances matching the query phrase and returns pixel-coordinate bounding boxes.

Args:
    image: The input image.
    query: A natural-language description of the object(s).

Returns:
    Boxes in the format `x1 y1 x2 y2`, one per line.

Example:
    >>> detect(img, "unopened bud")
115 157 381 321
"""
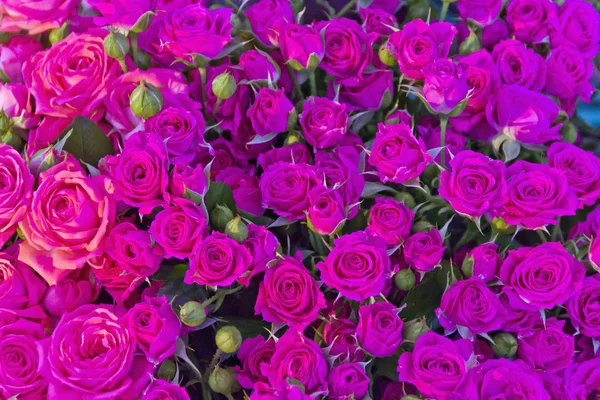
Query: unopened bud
492 332 518 359
158 359 177 381
208 365 240 396
0 110 10 135
560 121 578 144
104 32 130 60
179 301 207 327
394 192 416 209
394 269 416 291
225 215 248 244
462 256 474 278
212 72 237 100
412 221 433 233
49 23 69 44
402 318 430 343
379 43 398 66
130 81 163 119
211 204 234 232
215 326 242 354
491 217 515 235
0 32 10 45
283 131 301 146
402 396 421 400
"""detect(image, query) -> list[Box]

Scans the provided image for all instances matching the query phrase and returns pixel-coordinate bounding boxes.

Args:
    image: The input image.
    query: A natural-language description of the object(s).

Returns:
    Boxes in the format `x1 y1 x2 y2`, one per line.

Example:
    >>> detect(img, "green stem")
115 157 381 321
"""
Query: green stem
440 1 450 21
212 98 222 118
309 69 317 97
201 285 244 308
118 59 128 73
537 229 547 244
287 65 304 101
206 349 222 375
336 0 358 18
198 67 207 111
551 217 562 242
439 116 448 169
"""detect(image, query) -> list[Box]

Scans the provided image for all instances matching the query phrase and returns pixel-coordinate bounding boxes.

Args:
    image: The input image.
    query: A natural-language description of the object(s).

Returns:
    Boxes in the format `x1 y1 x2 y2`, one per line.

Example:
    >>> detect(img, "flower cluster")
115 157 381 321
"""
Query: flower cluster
0 0 599 398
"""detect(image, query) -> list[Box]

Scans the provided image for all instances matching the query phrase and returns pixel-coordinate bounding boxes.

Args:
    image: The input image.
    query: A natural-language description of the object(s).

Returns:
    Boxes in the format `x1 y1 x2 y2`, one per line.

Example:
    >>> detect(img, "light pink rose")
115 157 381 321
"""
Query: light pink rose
0 0 78 34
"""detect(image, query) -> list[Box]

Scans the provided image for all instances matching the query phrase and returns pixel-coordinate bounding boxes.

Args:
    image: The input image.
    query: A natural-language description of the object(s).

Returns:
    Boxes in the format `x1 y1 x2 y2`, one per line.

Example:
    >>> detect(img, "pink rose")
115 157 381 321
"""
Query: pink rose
23 32 120 119
322 318 364 362
0 35 42 82
215 167 264 216
247 87 294 138
89 254 143 305
169 162 208 198
327 363 369 400
506 0 558 43
18 161 116 285
42 267 100 317
403 229 445 272
307 185 346 236
457 0 502 25
239 50 280 82
257 142 311 171
239 224 278 286
245 0 295 47
367 196 414 247
0 0 78 34
566 275 600 338
235 336 276 389
551 0 600 57
421 59 470 115
329 70 394 111
279 23 324 70
0 83 40 130
300 96 348 149
466 243 502 281
357 302 403 357
142 379 190 400
88 0 155 30
518 318 574 371
492 39 546 90
0 252 47 321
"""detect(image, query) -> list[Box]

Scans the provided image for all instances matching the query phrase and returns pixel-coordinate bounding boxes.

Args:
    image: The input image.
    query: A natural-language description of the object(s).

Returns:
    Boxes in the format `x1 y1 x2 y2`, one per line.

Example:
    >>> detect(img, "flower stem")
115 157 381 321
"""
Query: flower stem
336 0 358 18
212 98 222 118
198 67 207 111
440 115 448 169
118 59 128 73
287 65 304 101
537 229 547 243
309 69 317 97
440 1 450 21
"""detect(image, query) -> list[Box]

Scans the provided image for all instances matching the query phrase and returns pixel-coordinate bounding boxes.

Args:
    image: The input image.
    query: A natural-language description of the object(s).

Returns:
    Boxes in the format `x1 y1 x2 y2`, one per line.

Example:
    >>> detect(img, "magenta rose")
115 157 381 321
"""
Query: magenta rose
506 0 558 43
322 318 364 362
386 109 413 126
465 359 551 400
0 0 78 34
359 0 402 13
360 9 398 36
0 35 42 82
216 167 264 216
0 144 33 247
564 357 600 398
315 18 377 79
548 142 600 208
38 304 153 399
248 87 294 137
397 332 474 399
403 229 445 272
235 336 276 389
500 242 586 309
329 70 394 111
239 50 280 82
387 20 457 80
239 224 278 286
259 161 319 221
492 39 546 90
537 372 568 400
439 150 507 218
149 198 207 260
266 330 328 395
103 132 170 215
23 32 120 119
357 302 403 358
0 319 47 399
317 231 391 302
142 379 190 400
123 295 180 364
89 254 142 305
0 252 46 320
279 23 324 70
185 231 252 287
466 243 501 281
544 45 594 115
307 185 346 236
566 275 600 338
300 96 348 149
499 287 542 335
452 49 499 117
552 0 599 57
328 363 369 400
18 161 115 285
258 142 311 171
495 161 578 229
106 222 164 279
104 68 188 134
0 83 40 130
43 267 100 317
369 122 432 184
245 0 295 47
256 256 325 330
157 5 233 62
436 277 503 337
518 318 574 371
88 0 156 30
421 58 469 115
457 0 502 25
169 162 208 199
367 197 414 247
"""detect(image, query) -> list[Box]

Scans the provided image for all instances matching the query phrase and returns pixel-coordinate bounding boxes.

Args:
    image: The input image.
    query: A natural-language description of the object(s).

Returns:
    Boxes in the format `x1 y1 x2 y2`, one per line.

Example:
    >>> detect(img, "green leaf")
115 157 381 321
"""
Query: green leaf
400 263 453 325
218 317 270 339
57 116 114 166
373 353 400 381
204 182 236 216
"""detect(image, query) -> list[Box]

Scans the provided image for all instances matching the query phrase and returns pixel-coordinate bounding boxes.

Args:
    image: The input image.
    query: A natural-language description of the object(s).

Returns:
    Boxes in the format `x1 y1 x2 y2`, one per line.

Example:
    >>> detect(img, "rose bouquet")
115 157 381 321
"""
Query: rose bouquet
0 0 599 398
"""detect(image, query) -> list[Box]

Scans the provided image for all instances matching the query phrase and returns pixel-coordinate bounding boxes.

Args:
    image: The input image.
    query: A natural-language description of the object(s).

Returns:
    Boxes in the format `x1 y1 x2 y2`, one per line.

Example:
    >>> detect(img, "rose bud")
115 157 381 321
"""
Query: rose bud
211 204 234 232
48 22 69 44
491 332 518 359
394 269 416 291
209 366 240 397
158 359 177 381
402 318 430 344
179 301 207 327
103 31 130 61
130 81 163 118
225 215 249 244
379 42 398 66
212 71 237 100
216 326 243 353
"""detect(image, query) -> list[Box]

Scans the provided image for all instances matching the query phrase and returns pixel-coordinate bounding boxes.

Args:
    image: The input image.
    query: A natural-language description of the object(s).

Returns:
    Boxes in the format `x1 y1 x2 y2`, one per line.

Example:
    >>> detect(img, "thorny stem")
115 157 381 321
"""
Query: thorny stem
336 0 358 18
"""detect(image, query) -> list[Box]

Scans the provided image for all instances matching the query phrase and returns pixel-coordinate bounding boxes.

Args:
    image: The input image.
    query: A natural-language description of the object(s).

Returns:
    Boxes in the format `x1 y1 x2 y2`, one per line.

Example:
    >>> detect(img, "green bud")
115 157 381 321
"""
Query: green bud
287 59 305 72
133 49 152 70
1 129 22 150
394 269 416 291
402 317 430 343
394 192 416 209
158 359 177 381
208 366 240 396
461 256 474 278
379 43 398 67
306 53 322 71
491 217 515 235
49 22 69 44
211 204 234 232
412 221 433 233
402 396 422 400
130 11 155 33
215 326 242 354
459 29 482 56
284 131 301 146
560 121 578 144
179 301 207 327
103 32 130 60
225 216 248 244
130 81 163 119
211 72 237 100
492 332 518 359
0 32 11 45
0 110 10 135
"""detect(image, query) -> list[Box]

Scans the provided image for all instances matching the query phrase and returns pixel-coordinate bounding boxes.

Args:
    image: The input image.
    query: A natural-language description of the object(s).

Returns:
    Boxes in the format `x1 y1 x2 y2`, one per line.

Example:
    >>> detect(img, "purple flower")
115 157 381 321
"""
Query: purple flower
566 275 600 338
357 302 403 357
234 336 276 389
506 0 558 43
492 39 546 90
421 59 470 115
279 23 324 70
300 96 348 149
518 318 574 371
328 70 394 111
247 87 294 137
404 229 445 272
466 243 502 281
551 0 600 57
457 0 502 26
307 185 346 235
367 197 414 247
245 0 294 47
327 363 369 400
